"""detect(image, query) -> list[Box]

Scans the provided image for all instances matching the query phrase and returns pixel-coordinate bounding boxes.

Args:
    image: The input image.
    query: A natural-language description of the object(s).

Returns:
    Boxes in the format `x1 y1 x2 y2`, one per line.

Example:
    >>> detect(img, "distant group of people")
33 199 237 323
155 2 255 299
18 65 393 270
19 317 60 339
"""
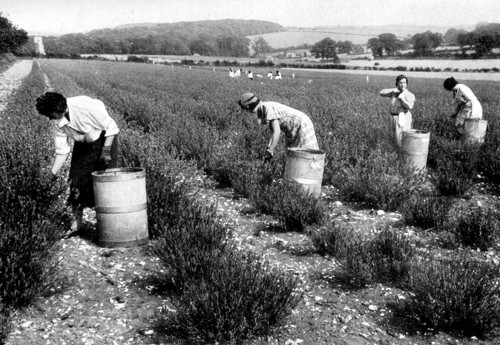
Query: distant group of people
229 68 242 78
229 68 284 80
266 70 282 80
379 74 483 148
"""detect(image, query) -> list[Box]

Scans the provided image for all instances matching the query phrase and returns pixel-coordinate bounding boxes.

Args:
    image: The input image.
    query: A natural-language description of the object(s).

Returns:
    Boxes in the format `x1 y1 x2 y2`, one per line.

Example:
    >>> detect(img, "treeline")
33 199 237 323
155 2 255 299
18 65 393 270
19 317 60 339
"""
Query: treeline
310 38 365 61
452 23 500 57
367 22 500 58
0 13 28 54
40 19 284 57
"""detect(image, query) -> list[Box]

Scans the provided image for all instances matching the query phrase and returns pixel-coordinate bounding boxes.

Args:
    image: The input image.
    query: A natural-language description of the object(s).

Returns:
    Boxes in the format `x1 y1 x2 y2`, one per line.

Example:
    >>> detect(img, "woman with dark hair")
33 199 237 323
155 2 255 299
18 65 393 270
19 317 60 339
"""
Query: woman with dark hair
35 92 121 233
238 92 319 161
443 77 483 128
379 74 416 148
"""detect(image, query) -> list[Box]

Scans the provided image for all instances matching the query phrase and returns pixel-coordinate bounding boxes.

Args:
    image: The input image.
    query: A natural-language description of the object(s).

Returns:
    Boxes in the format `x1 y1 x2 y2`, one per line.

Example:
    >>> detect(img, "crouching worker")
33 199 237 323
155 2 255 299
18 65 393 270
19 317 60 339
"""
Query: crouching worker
238 92 319 161
443 77 483 132
36 92 122 233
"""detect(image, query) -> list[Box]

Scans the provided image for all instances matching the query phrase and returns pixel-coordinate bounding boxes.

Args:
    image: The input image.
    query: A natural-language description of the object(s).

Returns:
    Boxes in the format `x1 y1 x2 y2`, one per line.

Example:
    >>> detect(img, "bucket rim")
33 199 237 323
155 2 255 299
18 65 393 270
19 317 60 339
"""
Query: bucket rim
402 129 430 135
464 118 487 123
92 167 145 177
286 147 325 155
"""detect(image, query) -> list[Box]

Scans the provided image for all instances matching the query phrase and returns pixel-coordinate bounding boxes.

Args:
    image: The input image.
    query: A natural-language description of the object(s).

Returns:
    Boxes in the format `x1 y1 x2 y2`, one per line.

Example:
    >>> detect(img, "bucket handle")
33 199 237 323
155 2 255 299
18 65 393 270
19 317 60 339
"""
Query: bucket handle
310 156 328 166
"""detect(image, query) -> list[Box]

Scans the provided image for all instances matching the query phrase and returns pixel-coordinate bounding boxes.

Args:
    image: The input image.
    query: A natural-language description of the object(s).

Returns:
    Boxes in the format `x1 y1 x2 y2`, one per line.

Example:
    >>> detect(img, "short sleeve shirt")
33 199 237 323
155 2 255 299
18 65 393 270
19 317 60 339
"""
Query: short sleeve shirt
389 89 415 115
52 96 119 155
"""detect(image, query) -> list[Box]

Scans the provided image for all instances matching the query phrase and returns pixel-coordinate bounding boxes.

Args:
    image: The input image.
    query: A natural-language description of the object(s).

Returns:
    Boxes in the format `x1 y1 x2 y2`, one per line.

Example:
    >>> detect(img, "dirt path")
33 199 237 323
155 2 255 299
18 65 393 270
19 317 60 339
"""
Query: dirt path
0 59 33 112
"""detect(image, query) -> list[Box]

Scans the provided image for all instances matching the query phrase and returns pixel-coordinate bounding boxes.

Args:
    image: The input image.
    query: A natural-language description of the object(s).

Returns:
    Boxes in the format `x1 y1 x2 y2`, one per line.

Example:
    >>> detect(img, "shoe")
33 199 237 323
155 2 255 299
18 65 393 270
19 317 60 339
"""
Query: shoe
70 207 84 232
63 218 82 239
70 218 81 232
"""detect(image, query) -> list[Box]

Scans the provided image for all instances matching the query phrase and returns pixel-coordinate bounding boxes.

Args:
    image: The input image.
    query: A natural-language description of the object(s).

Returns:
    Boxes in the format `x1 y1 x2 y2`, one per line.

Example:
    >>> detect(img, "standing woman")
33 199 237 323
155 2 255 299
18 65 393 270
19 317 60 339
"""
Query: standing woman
36 92 121 232
379 75 416 148
443 77 483 129
238 93 319 161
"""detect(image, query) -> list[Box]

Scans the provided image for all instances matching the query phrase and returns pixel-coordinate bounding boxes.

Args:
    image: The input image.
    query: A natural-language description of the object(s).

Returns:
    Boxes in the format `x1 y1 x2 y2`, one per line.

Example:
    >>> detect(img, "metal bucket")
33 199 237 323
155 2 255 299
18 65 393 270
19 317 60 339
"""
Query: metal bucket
284 148 325 198
92 167 149 248
464 119 487 144
401 130 430 171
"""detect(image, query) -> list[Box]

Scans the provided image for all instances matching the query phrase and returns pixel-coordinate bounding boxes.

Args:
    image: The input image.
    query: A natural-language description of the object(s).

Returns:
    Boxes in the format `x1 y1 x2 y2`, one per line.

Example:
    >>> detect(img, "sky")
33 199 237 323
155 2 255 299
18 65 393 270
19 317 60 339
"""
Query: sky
1 0 499 36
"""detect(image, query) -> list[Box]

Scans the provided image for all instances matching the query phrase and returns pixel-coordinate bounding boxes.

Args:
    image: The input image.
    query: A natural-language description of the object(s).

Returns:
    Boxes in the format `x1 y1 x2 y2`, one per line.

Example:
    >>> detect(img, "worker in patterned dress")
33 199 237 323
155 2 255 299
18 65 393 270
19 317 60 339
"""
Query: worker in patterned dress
36 91 122 233
443 77 483 130
238 93 319 161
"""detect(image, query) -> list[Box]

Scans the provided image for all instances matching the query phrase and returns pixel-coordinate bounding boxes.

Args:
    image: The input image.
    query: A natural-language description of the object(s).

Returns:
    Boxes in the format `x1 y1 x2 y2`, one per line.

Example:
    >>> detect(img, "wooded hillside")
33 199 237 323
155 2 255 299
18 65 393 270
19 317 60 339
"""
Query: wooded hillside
42 19 284 57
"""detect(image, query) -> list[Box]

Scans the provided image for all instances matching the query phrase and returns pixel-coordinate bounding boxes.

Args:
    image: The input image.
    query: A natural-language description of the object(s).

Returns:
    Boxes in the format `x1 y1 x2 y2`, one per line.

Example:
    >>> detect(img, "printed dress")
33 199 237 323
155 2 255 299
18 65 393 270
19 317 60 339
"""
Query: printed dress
259 101 319 149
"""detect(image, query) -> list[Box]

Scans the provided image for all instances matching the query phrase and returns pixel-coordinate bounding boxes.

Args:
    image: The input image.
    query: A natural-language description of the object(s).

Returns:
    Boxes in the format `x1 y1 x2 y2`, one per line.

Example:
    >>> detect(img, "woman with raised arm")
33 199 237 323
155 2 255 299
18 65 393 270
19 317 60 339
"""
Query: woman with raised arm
379 74 416 148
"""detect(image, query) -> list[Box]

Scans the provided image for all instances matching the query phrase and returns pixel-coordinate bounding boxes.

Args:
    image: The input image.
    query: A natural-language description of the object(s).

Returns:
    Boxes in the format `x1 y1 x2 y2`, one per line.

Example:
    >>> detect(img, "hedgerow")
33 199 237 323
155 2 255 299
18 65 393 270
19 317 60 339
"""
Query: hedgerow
0 61 69 338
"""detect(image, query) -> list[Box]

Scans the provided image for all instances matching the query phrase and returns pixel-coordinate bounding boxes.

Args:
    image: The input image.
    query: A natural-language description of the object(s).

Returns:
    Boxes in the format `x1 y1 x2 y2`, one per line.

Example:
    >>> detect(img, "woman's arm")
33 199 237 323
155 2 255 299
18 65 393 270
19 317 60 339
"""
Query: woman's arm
103 135 115 147
267 120 281 154
397 90 415 110
51 153 69 175
379 88 398 97
452 101 466 118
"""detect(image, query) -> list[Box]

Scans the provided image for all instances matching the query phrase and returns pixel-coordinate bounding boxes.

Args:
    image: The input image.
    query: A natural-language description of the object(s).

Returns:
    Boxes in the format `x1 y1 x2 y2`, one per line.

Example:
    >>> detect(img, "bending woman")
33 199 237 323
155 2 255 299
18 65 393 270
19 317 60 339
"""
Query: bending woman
443 77 483 129
36 92 122 232
238 92 319 161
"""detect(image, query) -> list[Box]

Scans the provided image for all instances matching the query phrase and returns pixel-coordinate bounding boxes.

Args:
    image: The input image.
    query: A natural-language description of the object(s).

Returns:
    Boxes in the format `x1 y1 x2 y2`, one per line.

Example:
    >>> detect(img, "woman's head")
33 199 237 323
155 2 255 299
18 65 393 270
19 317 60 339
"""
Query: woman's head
443 77 458 91
36 92 67 118
238 92 260 112
395 75 408 90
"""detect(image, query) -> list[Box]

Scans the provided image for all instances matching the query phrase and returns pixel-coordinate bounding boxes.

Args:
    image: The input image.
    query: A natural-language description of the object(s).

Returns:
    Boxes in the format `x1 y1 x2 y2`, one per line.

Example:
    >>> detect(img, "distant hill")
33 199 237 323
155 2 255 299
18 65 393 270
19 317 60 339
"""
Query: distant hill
249 24 475 48
86 19 285 39
42 19 285 57
114 23 162 29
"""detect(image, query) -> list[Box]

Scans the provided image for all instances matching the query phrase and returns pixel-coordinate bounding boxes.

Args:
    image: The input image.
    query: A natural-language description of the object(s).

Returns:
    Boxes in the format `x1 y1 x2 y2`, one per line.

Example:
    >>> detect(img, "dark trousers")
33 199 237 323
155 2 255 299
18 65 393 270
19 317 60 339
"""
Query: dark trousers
68 132 122 208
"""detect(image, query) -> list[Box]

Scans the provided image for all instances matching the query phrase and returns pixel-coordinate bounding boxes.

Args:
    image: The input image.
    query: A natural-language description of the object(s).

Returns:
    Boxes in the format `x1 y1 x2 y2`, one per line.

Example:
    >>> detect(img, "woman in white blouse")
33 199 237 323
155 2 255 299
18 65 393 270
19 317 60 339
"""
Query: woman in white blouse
36 92 121 233
379 75 416 148
443 77 483 128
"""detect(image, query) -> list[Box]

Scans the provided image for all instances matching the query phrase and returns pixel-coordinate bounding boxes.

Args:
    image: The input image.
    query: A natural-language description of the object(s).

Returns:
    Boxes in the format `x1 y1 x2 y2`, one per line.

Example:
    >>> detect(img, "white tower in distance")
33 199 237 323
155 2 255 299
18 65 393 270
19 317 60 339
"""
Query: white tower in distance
34 36 46 55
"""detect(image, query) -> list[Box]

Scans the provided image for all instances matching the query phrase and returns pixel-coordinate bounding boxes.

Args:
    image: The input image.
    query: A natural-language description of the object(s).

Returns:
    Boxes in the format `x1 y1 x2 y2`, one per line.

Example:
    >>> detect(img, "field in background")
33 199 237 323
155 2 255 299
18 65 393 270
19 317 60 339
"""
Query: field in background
247 25 470 47
345 58 500 70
